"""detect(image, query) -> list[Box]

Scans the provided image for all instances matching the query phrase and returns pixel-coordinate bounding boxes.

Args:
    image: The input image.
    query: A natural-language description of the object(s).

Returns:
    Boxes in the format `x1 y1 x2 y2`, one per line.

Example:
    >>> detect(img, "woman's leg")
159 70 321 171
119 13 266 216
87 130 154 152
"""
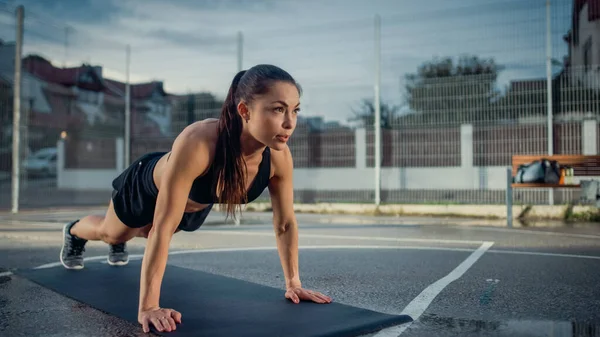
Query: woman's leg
70 199 145 243
61 199 151 269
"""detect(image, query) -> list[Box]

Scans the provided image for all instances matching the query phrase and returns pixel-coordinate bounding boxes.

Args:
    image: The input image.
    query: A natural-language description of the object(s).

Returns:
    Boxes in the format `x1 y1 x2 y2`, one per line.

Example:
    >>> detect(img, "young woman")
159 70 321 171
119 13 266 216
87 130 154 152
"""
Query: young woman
59 64 332 333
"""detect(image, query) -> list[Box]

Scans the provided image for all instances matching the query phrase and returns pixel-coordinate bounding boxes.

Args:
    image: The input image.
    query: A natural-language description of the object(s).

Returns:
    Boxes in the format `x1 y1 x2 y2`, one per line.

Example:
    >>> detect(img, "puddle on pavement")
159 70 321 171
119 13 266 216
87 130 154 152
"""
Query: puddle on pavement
0 271 11 285
417 313 600 336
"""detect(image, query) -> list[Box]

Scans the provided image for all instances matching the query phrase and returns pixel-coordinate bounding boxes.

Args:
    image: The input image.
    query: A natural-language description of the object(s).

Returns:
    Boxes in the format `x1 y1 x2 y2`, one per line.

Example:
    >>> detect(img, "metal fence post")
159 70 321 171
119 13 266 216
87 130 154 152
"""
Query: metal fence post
11 5 24 214
546 0 554 206
506 167 513 228
124 44 131 167
374 14 381 206
237 31 243 72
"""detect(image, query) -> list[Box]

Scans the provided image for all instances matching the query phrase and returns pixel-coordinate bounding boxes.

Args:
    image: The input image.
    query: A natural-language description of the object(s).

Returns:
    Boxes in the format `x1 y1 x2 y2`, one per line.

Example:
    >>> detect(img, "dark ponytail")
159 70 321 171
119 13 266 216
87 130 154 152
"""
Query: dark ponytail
212 70 247 220
212 65 301 220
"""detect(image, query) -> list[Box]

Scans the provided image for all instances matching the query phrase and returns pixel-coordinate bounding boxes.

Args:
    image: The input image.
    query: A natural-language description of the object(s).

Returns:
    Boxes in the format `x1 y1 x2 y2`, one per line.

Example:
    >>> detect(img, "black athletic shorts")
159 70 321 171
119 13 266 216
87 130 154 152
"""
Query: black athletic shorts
111 151 213 232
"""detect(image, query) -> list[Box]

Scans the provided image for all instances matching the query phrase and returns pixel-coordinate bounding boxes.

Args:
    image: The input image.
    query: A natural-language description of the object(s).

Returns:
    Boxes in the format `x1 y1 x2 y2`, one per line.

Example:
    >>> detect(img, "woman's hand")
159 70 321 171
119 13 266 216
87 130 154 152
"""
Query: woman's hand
138 307 182 333
285 287 332 304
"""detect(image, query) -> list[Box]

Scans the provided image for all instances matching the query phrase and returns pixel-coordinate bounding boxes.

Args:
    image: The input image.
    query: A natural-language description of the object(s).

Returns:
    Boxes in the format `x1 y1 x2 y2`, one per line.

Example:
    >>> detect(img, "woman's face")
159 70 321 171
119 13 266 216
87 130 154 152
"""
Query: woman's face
239 81 300 151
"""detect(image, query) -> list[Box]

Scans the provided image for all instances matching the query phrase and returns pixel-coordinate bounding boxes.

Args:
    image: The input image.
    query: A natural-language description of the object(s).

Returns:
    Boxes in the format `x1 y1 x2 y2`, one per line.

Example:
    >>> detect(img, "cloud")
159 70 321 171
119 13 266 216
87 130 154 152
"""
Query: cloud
114 0 289 35
146 0 281 13
16 0 125 25
142 28 237 53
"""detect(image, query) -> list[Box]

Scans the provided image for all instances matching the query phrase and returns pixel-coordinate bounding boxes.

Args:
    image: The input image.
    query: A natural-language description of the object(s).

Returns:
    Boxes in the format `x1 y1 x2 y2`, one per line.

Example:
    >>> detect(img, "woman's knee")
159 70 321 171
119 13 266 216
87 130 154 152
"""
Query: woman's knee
99 200 145 244
99 227 131 245
97 218 140 245
136 224 153 239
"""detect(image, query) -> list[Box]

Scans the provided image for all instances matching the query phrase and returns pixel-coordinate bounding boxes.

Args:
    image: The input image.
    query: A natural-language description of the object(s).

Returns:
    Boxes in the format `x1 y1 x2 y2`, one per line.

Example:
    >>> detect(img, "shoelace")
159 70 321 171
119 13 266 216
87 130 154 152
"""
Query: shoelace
110 243 126 254
68 240 86 255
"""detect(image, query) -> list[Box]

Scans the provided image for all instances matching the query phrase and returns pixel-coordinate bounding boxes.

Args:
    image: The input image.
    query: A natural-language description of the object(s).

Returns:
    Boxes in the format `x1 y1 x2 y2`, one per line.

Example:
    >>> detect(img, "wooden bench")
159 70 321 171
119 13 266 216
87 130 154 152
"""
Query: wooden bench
505 154 600 227
511 154 600 188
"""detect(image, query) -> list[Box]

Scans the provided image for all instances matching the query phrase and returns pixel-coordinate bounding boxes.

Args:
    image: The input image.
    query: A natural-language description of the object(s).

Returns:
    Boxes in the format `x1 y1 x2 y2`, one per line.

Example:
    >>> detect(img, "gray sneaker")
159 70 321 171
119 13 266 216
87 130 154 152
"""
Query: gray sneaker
108 242 129 266
60 220 87 270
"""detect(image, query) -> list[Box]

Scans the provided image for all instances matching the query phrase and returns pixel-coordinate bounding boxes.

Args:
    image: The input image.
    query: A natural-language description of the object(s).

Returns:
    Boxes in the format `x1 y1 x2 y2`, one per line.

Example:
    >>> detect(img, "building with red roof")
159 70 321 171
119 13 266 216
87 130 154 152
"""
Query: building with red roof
12 50 170 141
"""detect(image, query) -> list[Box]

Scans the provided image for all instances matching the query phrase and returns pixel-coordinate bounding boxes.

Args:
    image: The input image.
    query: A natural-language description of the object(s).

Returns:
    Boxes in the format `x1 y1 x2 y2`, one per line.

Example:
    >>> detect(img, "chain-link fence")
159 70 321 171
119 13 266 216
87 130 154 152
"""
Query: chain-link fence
0 0 598 212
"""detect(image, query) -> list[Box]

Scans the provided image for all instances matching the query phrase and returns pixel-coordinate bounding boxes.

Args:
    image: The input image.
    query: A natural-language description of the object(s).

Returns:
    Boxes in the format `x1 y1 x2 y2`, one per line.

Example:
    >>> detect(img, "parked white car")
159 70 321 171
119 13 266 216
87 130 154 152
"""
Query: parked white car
23 147 57 178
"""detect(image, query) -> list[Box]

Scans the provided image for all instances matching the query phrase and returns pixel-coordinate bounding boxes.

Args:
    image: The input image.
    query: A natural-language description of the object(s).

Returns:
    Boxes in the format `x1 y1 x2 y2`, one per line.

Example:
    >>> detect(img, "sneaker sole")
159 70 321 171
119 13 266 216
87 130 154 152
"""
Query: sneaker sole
60 223 84 270
107 258 129 266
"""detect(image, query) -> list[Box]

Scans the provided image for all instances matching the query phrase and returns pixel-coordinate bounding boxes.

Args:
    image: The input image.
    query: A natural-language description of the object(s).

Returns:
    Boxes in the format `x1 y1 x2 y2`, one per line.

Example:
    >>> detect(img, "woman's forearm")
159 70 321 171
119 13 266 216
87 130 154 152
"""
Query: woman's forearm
139 230 172 312
275 222 301 289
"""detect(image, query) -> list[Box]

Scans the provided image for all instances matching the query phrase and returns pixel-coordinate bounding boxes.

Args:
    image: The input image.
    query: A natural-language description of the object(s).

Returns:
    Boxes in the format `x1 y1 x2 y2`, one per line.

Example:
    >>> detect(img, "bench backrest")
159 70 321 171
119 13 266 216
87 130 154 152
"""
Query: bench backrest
512 155 600 176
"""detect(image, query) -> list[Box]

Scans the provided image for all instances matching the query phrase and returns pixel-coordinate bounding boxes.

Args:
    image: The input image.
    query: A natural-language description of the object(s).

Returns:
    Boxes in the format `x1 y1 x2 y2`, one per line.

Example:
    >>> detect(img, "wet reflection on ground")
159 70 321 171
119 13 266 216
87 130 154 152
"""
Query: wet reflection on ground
413 313 600 337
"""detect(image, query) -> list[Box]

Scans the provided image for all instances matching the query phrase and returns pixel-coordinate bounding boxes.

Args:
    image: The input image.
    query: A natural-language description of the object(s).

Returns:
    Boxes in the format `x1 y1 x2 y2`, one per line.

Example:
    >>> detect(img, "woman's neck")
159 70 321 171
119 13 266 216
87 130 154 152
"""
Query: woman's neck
239 128 266 159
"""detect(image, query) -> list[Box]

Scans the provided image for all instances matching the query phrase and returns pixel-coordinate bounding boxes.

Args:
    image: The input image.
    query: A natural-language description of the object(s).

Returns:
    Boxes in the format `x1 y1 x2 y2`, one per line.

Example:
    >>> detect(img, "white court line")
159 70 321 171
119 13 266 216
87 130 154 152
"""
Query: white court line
373 241 494 337
488 249 600 260
32 244 600 270
0 221 71 226
34 245 478 269
199 230 484 245
4 219 600 241
462 226 600 240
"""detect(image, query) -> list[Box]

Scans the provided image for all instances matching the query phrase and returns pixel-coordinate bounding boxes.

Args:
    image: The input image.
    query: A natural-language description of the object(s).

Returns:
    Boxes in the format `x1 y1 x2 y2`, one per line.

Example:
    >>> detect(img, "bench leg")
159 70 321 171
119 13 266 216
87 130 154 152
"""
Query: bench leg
506 167 513 228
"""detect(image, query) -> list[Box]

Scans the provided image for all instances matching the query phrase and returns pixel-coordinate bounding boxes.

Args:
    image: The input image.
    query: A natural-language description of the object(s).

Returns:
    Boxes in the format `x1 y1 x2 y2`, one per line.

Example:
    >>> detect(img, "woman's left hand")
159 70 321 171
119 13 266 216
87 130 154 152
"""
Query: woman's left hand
285 287 332 304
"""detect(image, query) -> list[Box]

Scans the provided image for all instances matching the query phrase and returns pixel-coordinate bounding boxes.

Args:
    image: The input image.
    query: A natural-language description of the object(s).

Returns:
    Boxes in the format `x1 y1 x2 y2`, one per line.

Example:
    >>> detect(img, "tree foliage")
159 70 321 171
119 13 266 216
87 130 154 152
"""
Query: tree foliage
402 55 502 124
348 98 400 129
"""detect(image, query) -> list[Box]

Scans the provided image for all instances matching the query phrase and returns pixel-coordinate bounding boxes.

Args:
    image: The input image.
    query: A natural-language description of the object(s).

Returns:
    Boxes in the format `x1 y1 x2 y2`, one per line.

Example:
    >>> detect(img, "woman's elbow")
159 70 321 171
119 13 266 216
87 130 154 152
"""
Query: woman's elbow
274 222 292 236
147 223 176 243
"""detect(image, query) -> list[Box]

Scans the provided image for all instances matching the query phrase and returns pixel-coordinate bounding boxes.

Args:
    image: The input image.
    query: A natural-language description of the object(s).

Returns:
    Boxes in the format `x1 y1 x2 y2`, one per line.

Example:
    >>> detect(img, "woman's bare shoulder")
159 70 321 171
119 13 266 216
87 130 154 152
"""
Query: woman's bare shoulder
176 119 219 164
184 119 219 145
268 144 293 179
155 120 220 181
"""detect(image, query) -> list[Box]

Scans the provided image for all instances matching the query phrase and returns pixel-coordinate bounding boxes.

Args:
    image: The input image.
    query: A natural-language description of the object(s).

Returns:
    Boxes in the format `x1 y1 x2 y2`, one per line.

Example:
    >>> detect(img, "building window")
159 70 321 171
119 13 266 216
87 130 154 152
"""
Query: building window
78 90 98 104
79 72 94 84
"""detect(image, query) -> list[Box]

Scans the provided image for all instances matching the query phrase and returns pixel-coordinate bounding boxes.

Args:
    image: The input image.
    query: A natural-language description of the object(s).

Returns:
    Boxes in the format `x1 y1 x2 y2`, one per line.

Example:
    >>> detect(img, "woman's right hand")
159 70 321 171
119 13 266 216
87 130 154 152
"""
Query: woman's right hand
138 307 182 333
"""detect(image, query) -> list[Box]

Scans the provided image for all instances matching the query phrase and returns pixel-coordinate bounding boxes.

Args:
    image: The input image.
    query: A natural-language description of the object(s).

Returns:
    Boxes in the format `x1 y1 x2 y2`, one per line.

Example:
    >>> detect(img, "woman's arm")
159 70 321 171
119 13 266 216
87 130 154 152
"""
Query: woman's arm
268 145 332 305
268 145 301 289
139 129 210 313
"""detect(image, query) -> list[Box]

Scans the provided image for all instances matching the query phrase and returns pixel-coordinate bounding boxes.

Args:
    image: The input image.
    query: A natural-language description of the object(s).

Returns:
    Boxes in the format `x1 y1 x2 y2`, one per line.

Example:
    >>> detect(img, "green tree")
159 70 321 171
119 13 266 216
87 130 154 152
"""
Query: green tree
348 98 400 129
402 54 502 125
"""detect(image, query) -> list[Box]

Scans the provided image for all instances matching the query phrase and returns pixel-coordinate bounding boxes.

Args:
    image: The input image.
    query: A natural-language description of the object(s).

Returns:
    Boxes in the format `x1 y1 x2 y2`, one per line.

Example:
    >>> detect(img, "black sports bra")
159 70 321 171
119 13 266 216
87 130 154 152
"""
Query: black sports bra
188 147 271 204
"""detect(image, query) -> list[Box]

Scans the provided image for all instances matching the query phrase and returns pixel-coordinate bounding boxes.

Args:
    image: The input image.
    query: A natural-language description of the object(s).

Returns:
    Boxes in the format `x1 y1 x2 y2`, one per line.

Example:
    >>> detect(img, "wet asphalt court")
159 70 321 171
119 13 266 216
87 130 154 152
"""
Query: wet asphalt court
1 212 600 337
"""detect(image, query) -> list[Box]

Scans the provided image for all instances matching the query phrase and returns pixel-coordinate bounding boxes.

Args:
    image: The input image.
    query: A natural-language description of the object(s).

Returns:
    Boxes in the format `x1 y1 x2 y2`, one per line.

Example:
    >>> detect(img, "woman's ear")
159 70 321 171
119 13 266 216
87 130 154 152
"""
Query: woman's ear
237 101 250 122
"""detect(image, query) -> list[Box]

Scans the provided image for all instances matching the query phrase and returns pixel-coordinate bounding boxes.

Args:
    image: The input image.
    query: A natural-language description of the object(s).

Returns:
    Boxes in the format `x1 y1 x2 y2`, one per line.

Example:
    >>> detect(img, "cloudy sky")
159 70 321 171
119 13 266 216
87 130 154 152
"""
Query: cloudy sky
0 0 573 124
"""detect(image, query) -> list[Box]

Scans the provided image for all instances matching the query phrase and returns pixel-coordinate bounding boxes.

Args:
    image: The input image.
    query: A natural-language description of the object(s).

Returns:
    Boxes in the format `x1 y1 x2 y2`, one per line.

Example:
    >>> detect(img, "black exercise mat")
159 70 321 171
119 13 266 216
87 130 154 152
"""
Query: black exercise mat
15 261 412 337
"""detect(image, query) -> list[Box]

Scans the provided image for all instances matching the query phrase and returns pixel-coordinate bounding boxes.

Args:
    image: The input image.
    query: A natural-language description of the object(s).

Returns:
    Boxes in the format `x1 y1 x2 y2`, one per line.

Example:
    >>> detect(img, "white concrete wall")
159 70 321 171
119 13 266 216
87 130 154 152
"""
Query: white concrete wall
582 119 598 155
57 123 598 192
57 138 124 190
355 128 366 169
461 124 473 168
293 166 483 190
